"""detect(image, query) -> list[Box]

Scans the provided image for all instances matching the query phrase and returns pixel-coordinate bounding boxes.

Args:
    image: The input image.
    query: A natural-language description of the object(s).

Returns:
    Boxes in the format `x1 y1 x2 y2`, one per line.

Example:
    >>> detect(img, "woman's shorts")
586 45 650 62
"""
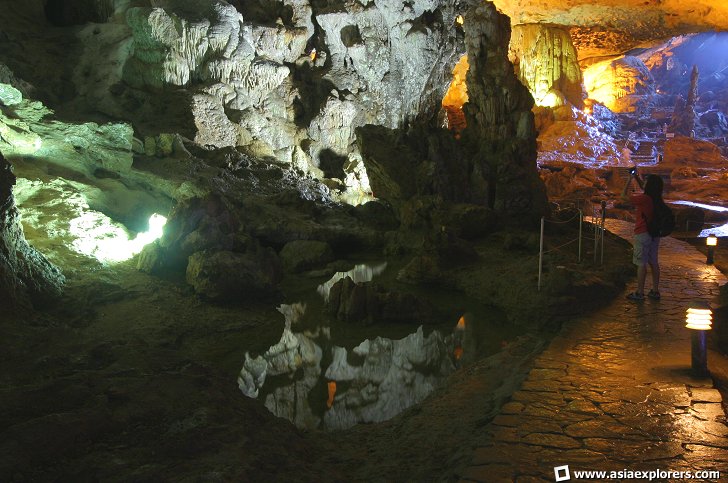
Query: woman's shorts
633 232 660 266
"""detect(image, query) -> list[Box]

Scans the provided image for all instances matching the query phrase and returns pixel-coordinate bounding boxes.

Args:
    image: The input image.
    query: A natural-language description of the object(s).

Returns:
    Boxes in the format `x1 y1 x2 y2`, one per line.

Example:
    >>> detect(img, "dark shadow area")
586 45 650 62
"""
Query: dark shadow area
340 25 363 47
44 0 114 26
407 9 443 36
317 148 347 179
290 63 335 128
230 0 294 28
356 123 471 204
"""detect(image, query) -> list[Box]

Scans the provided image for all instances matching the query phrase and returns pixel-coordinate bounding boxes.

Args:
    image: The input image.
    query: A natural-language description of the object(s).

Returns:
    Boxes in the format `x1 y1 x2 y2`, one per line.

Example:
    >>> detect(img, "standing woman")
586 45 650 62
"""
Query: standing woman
621 170 664 301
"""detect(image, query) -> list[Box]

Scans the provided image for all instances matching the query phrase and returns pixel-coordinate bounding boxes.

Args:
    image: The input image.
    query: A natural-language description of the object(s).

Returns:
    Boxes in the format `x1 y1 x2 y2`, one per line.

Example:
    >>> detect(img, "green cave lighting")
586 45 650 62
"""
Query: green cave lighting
70 212 167 263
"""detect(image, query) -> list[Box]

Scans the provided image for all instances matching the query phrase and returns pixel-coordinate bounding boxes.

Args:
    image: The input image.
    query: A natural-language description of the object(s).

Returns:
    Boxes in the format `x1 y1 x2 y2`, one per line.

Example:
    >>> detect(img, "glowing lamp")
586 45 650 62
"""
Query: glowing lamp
686 307 713 330
706 236 717 264
456 15 464 25
686 302 712 375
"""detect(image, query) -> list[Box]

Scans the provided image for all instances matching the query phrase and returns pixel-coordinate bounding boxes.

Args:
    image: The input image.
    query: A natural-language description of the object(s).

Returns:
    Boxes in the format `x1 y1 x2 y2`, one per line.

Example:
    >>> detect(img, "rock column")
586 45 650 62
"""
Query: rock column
462 4 547 218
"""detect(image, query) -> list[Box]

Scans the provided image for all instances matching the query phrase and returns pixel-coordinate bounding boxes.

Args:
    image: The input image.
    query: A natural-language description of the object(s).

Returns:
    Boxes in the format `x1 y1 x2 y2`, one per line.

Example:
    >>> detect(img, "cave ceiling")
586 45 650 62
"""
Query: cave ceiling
491 0 728 59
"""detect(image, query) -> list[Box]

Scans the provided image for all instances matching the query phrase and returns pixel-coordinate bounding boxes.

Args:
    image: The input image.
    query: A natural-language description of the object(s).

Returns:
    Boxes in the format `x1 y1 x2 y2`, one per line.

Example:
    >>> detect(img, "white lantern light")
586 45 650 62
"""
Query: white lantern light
686 307 713 330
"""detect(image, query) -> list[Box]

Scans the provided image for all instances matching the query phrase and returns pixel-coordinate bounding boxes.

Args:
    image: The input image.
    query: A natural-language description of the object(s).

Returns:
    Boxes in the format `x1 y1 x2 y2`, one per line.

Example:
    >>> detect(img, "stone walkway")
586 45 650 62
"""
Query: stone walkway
459 220 728 482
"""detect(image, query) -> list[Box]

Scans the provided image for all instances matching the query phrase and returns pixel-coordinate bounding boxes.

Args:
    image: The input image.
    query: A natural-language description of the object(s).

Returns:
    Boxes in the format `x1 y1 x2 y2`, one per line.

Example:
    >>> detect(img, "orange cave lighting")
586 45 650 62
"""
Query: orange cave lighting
442 55 469 133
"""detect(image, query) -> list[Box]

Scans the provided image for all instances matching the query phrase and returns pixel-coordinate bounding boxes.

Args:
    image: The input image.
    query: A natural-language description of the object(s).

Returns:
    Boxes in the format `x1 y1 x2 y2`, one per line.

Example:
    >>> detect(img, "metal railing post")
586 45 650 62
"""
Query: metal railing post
538 216 544 291
600 201 606 265
578 209 583 262
593 209 599 263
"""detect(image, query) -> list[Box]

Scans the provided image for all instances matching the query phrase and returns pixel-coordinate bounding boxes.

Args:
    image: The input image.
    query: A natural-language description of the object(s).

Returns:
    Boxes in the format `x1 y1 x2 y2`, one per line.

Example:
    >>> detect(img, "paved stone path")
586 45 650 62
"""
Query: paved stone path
459 220 728 482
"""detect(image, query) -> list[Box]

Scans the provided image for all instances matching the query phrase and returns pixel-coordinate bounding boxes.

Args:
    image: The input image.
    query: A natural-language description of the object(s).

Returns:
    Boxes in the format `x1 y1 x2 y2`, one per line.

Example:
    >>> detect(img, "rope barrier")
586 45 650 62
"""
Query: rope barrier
542 238 579 255
543 211 582 225
538 205 609 289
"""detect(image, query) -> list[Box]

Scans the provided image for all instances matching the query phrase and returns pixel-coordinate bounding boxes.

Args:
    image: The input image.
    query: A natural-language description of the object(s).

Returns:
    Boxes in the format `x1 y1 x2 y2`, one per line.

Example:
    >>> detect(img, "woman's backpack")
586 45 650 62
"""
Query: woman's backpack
645 201 675 238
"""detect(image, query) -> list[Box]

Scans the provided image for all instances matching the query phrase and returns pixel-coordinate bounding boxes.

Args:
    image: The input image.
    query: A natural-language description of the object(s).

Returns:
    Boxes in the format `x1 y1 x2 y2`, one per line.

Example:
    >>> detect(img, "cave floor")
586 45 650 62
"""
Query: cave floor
458 219 728 482
6 218 727 481
0 217 635 482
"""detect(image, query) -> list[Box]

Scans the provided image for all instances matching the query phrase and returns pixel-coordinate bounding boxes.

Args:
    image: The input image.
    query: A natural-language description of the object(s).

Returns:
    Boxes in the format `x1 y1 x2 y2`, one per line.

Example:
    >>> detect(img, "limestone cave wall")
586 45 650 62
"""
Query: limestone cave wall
509 24 584 109
493 0 728 59
0 152 64 312
582 55 655 113
102 0 465 200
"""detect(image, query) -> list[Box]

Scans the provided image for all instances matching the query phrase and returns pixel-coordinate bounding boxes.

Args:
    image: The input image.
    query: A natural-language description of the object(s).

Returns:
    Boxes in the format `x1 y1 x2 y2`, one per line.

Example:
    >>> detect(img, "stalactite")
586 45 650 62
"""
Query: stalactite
508 24 584 108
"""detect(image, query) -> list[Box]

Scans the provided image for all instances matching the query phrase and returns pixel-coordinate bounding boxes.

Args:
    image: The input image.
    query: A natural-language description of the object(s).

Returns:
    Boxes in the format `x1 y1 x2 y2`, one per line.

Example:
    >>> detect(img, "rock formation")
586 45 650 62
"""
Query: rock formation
115 0 465 201
670 65 699 136
492 0 728 58
582 56 655 113
0 152 64 312
509 24 584 108
461 3 548 217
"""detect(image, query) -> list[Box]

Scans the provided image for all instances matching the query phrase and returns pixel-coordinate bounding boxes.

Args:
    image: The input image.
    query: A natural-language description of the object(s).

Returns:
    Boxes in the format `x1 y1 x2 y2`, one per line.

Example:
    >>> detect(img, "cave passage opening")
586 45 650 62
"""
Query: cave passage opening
441 54 469 133
10 155 172 266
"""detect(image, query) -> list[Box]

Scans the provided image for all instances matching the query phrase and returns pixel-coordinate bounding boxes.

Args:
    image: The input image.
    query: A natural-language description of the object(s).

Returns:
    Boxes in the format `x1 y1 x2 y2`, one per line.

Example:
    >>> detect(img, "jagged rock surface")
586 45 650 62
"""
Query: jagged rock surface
0 152 64 311
509 24 584 108
583 55 655 113
119 0 464 201
461 3 547 217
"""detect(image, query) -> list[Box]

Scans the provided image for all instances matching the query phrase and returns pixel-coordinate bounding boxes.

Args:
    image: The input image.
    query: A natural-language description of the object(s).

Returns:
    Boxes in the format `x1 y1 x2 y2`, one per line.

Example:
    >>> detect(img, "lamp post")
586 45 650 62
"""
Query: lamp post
686 302 713 375
706 236 717 265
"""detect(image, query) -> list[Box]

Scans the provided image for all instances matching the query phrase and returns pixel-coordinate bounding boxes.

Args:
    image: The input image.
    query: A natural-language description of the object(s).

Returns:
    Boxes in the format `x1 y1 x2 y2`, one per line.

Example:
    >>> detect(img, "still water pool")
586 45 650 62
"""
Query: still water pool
238 263 521 430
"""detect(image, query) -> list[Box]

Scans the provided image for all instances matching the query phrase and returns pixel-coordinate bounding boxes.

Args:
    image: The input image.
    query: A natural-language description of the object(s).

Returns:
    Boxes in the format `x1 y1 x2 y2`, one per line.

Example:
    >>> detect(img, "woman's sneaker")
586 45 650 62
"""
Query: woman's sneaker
626 292 645 301
648 290 661 300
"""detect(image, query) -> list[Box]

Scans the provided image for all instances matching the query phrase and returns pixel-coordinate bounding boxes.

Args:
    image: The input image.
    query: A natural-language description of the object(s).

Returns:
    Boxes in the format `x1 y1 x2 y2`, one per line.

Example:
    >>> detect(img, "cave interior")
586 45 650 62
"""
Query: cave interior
1 0 728 480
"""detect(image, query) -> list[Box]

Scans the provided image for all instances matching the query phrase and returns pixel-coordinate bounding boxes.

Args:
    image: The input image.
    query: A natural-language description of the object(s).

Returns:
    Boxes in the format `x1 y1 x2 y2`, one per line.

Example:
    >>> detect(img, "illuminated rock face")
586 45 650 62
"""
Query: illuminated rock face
583 56 655 113
442 55 469 131
0 152 64 312
492 0 728 58
121 0 464 202
509 24 584 108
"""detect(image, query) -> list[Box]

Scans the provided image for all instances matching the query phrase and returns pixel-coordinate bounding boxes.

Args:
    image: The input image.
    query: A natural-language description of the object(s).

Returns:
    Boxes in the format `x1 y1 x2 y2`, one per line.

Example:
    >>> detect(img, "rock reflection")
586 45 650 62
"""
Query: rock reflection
317 262 387 301
238 303 325 428
239 263 496 430
324 327 455 430
238 304 485 430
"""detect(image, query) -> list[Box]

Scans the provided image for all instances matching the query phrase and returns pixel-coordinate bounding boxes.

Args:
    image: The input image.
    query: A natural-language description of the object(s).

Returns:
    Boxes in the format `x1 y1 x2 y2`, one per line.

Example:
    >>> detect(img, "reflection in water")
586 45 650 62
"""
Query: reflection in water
238 263 503 430
323 326 455 430
238 301 486 430
317 262 387 301
238 302 325 428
